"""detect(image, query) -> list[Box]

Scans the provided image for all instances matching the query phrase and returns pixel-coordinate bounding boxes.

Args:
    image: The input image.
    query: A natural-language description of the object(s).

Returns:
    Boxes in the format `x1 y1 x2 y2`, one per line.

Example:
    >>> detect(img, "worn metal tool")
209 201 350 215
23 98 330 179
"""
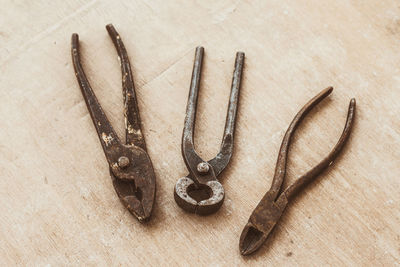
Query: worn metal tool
239 87 356 255
71 24 156 222
174 47 244 215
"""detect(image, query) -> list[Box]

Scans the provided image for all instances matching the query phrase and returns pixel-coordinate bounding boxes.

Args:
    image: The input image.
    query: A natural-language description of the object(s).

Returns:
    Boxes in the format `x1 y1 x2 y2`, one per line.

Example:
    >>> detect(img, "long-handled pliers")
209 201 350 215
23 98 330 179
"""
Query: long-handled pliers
71 24 156 222
239 87 356 255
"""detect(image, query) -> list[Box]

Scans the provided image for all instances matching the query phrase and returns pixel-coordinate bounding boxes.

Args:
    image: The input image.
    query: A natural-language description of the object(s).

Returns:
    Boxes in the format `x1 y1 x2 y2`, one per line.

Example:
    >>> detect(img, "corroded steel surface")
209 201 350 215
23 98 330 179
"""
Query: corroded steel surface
71 24 156 222
174 47 245 215
239 87 356 255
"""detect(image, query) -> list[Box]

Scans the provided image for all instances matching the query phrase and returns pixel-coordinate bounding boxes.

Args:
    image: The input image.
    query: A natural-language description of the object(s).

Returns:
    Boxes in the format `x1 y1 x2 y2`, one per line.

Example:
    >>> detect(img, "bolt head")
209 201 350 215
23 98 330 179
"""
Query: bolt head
197 162 210 174
118 156 130 168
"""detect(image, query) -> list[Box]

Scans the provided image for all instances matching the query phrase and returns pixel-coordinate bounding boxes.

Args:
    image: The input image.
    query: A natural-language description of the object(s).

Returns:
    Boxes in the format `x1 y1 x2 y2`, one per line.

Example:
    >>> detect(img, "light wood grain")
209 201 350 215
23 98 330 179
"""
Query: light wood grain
1 0 399 265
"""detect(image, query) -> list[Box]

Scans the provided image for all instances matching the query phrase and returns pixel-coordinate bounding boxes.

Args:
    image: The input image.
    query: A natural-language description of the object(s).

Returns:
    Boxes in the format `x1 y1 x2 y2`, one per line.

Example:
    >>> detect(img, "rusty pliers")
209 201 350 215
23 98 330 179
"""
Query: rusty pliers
239 87 356 255
71 24 156 222
174 47 245 215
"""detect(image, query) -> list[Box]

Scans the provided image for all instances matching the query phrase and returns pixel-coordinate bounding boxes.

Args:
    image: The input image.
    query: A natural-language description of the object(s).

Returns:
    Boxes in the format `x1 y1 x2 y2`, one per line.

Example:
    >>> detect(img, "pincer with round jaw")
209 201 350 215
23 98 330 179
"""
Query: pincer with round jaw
174 47 245 215
174 177 224 215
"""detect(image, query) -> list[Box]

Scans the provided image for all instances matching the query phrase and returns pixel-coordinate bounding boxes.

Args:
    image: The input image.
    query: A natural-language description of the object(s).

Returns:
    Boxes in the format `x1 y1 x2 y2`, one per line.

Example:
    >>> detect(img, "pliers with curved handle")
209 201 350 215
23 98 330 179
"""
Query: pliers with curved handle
239 87 356 255
71 24 156 222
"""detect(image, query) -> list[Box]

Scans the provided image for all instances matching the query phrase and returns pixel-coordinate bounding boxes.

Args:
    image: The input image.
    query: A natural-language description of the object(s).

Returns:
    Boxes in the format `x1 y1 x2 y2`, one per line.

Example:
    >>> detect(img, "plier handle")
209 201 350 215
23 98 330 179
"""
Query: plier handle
174 47 245 215
240 87 356 255
71 24 156 222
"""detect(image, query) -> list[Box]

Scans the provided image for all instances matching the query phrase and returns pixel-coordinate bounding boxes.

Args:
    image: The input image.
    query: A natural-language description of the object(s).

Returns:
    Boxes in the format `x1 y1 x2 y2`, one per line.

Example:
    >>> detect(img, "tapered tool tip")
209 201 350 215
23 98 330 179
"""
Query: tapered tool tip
123 195 153 223
239 223 269 256
195 46 204 54
105 23 114 30
326 86 334 94
235 52 245 63
71 34 80 54
71 33 79 43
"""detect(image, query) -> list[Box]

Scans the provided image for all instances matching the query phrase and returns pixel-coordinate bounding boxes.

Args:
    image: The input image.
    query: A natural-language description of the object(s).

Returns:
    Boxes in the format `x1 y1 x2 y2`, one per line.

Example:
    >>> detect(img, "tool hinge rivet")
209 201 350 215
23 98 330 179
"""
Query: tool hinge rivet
197 162 209 174
118 156 130 168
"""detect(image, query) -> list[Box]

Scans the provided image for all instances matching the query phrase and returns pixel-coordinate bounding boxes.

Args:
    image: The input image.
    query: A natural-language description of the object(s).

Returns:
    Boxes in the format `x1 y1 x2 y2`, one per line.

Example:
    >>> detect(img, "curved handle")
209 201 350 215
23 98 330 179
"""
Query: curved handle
71 33 121 160
106 24 146 150
284 98 356 200
269 87 334 201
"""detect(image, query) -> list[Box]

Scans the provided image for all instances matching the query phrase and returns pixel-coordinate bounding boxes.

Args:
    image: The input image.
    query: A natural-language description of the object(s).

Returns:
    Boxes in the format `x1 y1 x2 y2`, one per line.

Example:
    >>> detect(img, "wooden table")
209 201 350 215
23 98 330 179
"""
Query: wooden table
1 1 399 265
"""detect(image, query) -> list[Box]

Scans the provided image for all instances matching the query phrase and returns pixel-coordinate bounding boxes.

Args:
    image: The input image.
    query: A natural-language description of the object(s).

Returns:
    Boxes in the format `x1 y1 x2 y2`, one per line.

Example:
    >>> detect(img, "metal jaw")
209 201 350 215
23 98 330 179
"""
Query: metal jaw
71 24 156 222
174 47 245 215
239 87 356 255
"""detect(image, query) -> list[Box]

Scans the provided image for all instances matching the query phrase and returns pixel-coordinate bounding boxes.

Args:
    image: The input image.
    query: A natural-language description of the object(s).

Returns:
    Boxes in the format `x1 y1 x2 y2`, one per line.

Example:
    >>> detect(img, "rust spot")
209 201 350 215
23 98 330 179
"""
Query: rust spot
174 47 244 215
71 24 156 223
101 132 114 146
